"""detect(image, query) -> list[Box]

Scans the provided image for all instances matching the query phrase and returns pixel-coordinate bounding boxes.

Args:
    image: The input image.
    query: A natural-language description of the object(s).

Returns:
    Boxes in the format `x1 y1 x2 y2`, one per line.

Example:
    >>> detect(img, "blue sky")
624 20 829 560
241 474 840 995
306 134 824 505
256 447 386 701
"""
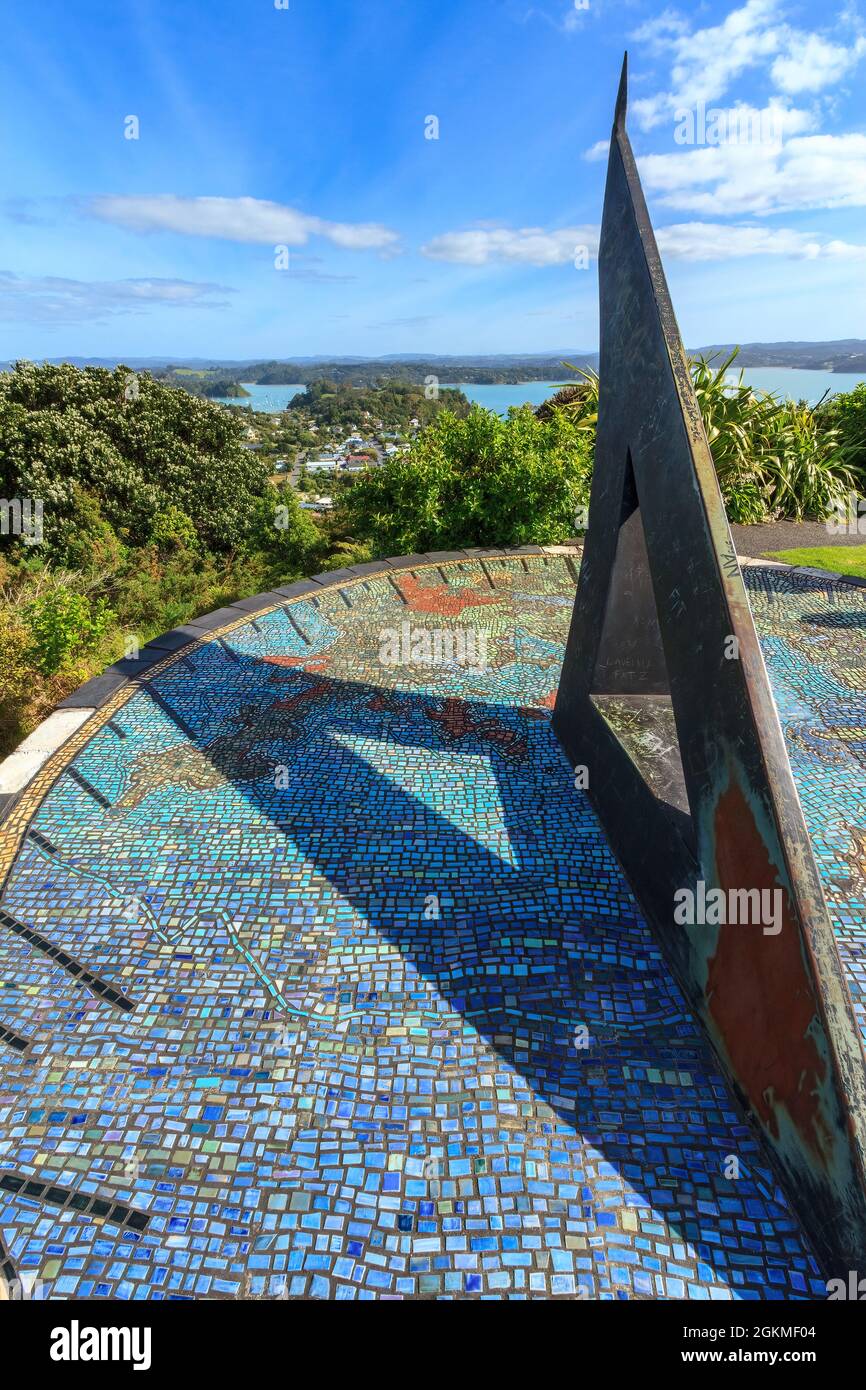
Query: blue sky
0 0 864 359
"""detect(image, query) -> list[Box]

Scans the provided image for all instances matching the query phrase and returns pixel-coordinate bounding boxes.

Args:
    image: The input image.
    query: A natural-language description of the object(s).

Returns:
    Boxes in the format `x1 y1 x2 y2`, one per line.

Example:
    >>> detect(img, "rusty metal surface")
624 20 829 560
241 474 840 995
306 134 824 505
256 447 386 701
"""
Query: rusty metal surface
553 55 866 1278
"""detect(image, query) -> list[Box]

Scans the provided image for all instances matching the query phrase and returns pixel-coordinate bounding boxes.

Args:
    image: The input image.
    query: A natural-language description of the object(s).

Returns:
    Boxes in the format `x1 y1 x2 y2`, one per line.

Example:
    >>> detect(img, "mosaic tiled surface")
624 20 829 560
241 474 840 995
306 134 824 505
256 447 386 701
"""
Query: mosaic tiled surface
742 565 866 1046
1 552 862 1301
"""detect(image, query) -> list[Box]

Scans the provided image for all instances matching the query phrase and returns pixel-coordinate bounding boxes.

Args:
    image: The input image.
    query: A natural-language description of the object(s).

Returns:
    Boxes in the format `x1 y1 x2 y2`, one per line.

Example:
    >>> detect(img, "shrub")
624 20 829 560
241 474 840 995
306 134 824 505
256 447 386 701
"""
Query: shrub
149 505 200 554
536 367 599 432
819 383 866 482
762 400 853 521
723 479 768 525
245 486 324 576
341 404 592 555
0 607 35 751
25 583 115 676
691 352 855 521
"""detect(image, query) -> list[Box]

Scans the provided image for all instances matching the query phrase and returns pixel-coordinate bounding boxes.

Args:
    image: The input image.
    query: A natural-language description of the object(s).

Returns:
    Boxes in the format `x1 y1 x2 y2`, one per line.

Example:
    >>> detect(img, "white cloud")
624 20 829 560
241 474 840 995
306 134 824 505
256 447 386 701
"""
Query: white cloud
654 222 866 261
426 5 866 281
632 9 690 44
421 225 599 266
771 32 866 94
639 133 866 214
86 195 400 253
0 272 231 323
631 0 788 129
629 0 866 131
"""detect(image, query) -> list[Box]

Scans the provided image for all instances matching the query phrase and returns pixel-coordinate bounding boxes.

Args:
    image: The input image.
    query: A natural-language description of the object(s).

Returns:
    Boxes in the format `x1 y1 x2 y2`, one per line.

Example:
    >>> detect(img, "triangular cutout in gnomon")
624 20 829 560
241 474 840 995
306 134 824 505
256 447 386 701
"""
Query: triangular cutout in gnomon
588 449 692 846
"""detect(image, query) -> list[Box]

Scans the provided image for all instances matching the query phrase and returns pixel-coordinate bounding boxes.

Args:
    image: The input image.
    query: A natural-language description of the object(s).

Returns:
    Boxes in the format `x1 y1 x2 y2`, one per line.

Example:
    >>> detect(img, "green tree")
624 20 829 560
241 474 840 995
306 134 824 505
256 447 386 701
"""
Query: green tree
246 485 324 576
0 361 270 560
341 404 592 555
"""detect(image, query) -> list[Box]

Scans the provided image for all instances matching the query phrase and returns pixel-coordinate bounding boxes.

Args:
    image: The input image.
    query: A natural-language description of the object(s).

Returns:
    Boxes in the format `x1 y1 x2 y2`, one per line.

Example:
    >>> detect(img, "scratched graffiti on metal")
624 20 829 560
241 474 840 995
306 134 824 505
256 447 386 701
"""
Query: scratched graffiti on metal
552 54 866 1279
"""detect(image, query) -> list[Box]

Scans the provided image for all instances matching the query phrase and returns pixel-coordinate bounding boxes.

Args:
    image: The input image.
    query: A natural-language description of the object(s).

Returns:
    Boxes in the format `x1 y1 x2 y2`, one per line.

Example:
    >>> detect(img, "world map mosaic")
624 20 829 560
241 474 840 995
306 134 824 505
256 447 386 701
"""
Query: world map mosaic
0 550 864 1301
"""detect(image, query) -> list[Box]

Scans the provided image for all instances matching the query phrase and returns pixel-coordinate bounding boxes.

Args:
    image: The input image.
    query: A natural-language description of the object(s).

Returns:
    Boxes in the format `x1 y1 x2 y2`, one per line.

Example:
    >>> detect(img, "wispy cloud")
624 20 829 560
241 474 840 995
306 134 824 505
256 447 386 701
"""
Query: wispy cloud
369 315 437 330
421 219 866 266
421 225 599 266
287 255 356 284
1 198 51 227
86 195 401 254
631 0 788 128
630 0 865 128
620 2 866 217
0 272 232 324
561 0 594 34
515 1 598 36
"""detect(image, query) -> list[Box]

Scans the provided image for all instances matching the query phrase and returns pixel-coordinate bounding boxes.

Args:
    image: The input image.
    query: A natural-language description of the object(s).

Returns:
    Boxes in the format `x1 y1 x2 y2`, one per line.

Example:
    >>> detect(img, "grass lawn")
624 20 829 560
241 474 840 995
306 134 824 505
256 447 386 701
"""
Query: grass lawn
766 545 866 579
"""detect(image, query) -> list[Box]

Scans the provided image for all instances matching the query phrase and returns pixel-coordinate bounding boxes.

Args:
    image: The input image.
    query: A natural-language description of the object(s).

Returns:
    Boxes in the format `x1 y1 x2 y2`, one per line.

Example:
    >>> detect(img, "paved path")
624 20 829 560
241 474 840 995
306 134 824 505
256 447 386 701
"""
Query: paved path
732 520 866 557
1 553 863 1300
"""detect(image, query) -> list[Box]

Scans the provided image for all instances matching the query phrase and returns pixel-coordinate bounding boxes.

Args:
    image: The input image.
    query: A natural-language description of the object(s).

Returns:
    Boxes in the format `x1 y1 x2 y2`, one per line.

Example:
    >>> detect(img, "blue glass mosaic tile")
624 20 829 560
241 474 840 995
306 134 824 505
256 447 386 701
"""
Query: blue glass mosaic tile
0 553 856 1300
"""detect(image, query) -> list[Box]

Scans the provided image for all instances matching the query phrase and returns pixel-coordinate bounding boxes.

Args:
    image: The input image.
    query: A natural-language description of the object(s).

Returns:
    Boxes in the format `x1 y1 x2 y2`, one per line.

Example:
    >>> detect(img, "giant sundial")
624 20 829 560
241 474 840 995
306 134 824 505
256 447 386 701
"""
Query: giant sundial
1 59 866 1304
1 546 866 1300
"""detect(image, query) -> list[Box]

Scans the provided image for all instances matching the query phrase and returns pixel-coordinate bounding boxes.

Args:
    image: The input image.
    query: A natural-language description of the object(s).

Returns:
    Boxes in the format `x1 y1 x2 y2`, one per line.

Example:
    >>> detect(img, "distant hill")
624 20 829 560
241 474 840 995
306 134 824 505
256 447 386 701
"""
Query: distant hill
691 340 866 374
0 352 597 386
3 341 865 383
246 355 598 387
